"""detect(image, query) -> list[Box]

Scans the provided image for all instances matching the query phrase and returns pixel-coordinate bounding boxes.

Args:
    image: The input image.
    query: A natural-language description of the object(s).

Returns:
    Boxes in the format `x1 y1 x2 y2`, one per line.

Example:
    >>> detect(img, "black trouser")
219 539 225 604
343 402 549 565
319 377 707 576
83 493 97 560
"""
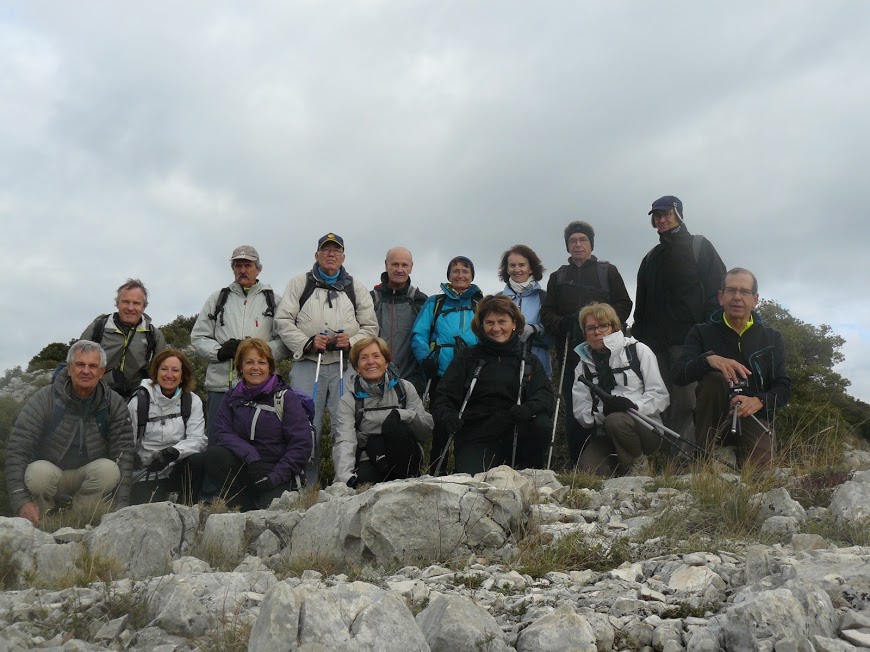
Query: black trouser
454 414 551 476
427 376 453 474
201 446 301 511
130 454 205 506
695 373 774 467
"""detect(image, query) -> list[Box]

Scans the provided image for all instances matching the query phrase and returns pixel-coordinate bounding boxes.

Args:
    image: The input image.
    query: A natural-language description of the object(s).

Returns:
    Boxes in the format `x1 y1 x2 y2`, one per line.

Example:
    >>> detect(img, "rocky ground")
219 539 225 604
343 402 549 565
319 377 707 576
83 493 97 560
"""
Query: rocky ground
4 455 870 652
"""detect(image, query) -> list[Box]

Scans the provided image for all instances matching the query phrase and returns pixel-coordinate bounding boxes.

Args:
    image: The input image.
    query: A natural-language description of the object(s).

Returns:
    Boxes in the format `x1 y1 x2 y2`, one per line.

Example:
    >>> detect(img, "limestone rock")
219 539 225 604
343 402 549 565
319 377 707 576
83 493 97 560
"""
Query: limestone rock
417 594 510 652
517 603 597 652
85 502 199 579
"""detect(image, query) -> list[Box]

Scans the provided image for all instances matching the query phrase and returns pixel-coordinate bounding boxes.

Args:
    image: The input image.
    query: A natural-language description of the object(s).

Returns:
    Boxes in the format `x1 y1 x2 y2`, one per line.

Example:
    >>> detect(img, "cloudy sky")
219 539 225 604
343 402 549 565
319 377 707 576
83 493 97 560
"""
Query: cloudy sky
2 2 869 401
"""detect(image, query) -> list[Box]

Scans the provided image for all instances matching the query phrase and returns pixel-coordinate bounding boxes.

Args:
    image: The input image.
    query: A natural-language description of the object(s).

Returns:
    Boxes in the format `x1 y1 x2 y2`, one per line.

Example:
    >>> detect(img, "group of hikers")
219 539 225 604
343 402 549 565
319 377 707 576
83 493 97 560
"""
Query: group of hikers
6 195 792 524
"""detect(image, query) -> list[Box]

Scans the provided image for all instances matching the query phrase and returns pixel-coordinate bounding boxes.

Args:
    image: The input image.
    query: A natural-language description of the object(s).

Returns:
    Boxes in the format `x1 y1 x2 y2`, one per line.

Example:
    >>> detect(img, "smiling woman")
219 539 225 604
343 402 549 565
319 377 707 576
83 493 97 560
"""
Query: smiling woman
198 338 313 510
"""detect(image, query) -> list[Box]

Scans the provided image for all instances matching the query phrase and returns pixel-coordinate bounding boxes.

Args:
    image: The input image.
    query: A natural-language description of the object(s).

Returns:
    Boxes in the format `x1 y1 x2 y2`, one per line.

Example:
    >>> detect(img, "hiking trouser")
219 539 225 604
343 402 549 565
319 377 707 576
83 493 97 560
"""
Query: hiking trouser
427 376 453 474
24 458 120 513
603 412 663 468
695 373 775 467
453 415 551 475
201 446 301 511
130 454 205 506
562 366 595 466
652 344 696 446
290 358 354 487
206 391 228 443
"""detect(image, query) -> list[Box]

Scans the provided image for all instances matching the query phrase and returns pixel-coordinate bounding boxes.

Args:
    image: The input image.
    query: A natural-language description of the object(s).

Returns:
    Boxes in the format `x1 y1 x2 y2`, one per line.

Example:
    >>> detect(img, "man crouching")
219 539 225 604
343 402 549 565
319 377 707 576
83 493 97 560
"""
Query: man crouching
6 340 134 526
672 267 791 467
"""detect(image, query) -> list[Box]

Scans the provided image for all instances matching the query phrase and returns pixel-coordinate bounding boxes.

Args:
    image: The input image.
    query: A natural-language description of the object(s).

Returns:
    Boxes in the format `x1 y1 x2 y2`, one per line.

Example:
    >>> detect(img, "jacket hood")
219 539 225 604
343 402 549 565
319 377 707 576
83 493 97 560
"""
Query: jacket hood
707 307 766 327
354 367 401 399
440 282 482 300
375 272 414 296
138 378 183 406
502 280 542 298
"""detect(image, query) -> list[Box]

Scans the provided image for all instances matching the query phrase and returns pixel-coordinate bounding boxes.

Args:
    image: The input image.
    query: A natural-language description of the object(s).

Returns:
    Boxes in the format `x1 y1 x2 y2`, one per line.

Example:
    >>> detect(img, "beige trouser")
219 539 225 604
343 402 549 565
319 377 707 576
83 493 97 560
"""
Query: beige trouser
24 458 120 512
604 412 663 467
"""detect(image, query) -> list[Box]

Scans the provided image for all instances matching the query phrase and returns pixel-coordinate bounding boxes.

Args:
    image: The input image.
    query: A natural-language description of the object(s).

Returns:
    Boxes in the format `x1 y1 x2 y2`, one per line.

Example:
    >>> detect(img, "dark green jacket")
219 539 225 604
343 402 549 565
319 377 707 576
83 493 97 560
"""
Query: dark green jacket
5 368 134 513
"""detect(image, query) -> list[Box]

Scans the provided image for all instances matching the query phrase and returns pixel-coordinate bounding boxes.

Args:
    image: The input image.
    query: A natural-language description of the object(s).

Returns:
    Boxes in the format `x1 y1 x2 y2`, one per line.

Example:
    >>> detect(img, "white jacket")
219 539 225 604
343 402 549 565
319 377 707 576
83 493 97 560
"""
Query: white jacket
275 271 379 365
572 332 669 429
332 377 433 483
191 282 289 392
128 380 207 480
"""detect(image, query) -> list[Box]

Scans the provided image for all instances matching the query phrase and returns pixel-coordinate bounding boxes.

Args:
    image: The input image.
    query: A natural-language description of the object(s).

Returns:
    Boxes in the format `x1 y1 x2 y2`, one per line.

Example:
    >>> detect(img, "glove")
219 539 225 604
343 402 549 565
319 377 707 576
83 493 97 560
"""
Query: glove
520 324 538 343
421 356 438 379
559 313 580 340
510 404 533 424
147 447 179 473
602 395 638 416
346 474 359 489
247 461 273 492
440 412 462 434
217 339 241 362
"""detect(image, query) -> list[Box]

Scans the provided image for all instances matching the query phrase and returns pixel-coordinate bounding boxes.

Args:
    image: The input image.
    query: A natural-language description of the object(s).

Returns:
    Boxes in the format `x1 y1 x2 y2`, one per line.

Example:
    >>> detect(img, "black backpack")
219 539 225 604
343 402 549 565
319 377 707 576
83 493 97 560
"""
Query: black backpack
355 377 422 479
208 286 276 327
579 342 644 411
133 386 193 444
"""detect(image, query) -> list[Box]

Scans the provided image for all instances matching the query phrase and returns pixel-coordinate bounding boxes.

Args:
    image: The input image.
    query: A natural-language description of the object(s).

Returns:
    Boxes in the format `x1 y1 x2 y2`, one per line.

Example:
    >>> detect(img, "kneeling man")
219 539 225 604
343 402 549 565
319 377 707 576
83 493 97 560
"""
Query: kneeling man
672 268 791 467
5 340 134 525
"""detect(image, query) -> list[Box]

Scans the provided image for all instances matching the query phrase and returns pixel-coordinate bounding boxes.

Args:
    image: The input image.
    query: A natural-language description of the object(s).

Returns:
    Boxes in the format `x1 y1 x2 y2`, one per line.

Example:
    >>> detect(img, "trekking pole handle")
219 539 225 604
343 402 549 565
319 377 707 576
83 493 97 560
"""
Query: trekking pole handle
458 361 485 419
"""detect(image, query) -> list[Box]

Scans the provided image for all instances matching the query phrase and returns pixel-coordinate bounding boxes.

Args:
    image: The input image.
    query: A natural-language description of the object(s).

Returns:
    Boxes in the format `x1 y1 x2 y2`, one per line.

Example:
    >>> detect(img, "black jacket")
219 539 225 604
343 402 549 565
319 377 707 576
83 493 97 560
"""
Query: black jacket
540 256 632 370
432 336 553 444
671 309 791 421
633 225 725 348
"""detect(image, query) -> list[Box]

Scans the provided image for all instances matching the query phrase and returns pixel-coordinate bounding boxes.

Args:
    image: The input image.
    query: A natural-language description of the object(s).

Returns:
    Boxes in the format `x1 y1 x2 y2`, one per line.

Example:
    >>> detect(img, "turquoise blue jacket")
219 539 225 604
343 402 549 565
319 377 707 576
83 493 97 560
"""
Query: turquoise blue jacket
410 283 482 378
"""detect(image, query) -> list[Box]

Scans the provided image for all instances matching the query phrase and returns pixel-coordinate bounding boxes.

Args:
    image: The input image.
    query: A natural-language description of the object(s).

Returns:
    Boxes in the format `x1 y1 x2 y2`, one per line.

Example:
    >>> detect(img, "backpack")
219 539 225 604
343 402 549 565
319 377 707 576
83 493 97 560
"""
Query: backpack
353 375 408 430
580 342 644 411
354 377 421 479
245 386 318 465
90 314 158 370
371 285 422 317
298 273 357 312
44 387 109 440
133 386 192 444
424 292 482 370
553 261 613 296
208 287 276 327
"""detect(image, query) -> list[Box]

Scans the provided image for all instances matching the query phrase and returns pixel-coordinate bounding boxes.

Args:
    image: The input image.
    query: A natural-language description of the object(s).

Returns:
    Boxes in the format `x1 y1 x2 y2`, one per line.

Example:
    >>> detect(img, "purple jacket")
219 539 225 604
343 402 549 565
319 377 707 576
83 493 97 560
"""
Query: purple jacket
213 374 313 486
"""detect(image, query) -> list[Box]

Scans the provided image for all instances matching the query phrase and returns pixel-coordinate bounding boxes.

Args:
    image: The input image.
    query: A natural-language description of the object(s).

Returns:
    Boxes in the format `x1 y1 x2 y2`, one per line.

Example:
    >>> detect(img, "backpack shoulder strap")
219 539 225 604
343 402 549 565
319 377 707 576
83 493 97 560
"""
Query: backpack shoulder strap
596 261 611 296
298 274 318 312
345 277 357 310
262 288 276 317
135 386 150 443
626 342 644 385
354 376 365 431
427 294 447 344
406 285 421 316
371 289 381 315
208 287 232 326
181 391 192 436
395 379 408 409
144 323 157 364
90 314 111 343
692 235 705 264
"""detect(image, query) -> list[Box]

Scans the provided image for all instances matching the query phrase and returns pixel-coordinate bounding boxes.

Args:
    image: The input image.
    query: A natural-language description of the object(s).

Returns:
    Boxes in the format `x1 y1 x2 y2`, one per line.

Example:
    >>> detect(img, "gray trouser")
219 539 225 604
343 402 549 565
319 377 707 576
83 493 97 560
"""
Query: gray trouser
290 358 355 487
603 412 663 467
653 344 696 445
25 458 121 512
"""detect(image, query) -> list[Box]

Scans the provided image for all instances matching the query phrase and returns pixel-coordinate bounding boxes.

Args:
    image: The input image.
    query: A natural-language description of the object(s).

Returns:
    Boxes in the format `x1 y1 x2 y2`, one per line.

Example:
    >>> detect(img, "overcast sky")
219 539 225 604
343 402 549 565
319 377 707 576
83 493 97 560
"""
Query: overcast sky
2 2 869 402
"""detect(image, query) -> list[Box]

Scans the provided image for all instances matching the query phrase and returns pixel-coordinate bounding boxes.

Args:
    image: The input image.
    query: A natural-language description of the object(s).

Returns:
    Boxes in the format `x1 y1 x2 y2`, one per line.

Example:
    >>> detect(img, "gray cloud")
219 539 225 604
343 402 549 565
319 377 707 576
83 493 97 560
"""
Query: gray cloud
2 1 868 400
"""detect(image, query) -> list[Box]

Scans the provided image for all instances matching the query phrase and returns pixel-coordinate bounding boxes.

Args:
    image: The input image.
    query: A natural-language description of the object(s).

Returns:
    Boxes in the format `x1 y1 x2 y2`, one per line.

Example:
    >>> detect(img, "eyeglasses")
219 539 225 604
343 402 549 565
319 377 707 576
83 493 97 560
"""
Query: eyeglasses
652 211 674 220
584 323 612 335
722 287 755 298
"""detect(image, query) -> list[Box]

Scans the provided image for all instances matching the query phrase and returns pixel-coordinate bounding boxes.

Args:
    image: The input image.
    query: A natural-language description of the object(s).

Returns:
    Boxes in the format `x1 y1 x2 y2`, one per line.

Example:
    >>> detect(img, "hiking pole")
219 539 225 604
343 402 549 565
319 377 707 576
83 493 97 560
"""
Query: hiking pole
312 331 327 403
511 351 527 468
576 376 738 471
422 378 432 404
547 334 570 470
338 329 346 397
434 361 485 476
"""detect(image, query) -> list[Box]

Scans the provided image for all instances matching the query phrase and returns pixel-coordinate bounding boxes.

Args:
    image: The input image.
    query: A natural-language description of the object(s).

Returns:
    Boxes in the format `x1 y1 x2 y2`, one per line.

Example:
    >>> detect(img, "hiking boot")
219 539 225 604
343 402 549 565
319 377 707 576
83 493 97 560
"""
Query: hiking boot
629 455 651 477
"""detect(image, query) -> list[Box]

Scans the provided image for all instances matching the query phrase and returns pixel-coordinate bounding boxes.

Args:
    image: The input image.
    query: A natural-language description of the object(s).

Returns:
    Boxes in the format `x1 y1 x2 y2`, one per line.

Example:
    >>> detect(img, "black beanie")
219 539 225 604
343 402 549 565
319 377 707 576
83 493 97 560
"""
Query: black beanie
564 221 595 251
447 256 475 280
